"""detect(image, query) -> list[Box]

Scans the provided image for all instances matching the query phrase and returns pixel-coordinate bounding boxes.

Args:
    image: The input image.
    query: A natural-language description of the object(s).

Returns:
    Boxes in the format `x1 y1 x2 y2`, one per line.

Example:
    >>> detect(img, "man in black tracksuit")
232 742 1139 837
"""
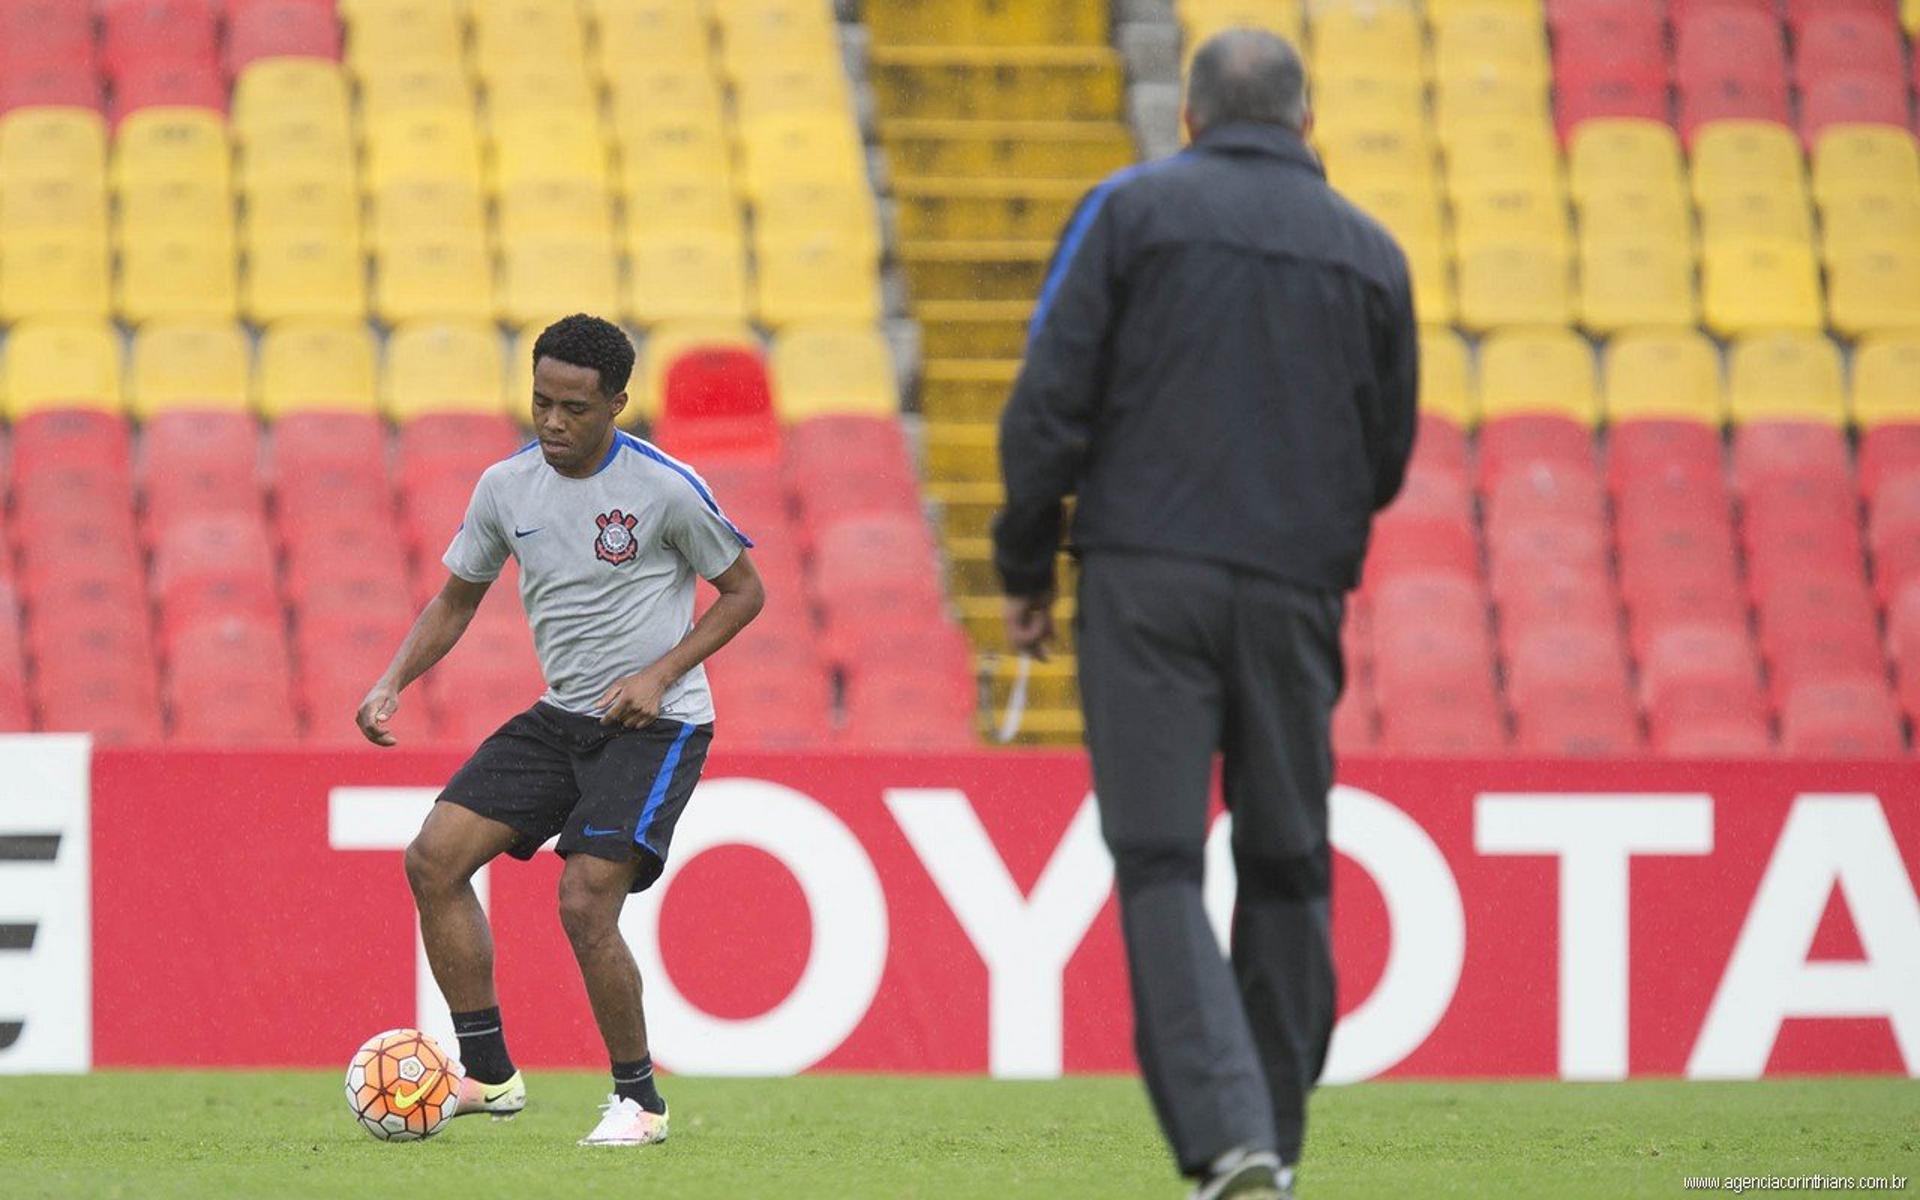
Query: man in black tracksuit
992 30 1418 1200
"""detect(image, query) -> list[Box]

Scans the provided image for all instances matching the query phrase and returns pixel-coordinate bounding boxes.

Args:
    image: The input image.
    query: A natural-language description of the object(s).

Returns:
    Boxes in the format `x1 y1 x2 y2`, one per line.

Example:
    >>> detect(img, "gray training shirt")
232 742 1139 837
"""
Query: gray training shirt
443 431 752 725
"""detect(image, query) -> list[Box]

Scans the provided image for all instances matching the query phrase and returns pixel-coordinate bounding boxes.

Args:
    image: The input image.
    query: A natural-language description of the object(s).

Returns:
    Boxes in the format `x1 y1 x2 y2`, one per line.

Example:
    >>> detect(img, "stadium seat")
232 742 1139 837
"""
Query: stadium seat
127 320 250 417
363 108 484 193
633 322 760 424
1 169 108 239
1701 242 1825 335
1441 118 1562 194
141 411 264 533
0 230 112 322
33 657 164 743
384 324 509 419
374 235 497 325
1799 75 1912 146
592 3 713 70
271 411 392 527
1829 244 1920 337
245 233 367 325
1478 329 1598 425
1852 335 1920 431
754 234 882 327
787 415 922 538
244 171 359 245
1476 413 1597 491
1812 126 1920 205
499 234 622 328
256 322 379 416
771 326 898 421
613 110 733 193
1554 71 1669 137
117 175 233 245
117 233 239 324
1603 330 1723 424
1697 186 1815 246
113 108 230 193
1417 330 1476 428
226 0 342 76
1731 423 1853 506
1779 678 1904 756
811 513 944 622
232 58 351 139
625 176 741 240
1820 188 1920 262
357 61 471 124
371 178 486 250
113 61 230 127
0 107 107 188
626 230 750 326
1794 12 1905 90
1456 239 1575 331
1726 332 1846 425
1674 8 1788 97
2 320 123 419
490 111 612 191
1452 184 1572 256
496 177 615 243
150 513 278 596
654 346 781 460
1579 235 1698 333
1690 121 1805 203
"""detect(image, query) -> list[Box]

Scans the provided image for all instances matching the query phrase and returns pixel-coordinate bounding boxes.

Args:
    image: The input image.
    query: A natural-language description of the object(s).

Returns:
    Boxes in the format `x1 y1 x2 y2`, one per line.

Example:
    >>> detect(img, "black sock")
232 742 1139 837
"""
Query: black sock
612 1056 665 1114
451 1007 515 1084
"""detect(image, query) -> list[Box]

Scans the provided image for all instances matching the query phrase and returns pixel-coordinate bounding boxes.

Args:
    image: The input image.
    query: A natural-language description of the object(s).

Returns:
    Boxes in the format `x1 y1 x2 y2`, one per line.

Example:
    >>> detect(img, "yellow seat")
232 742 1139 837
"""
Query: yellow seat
491 110 612 189
1179 0 1305 43
245 234 367 325
1690 121 1805 205
0 175 107 239
1852 335 1920 427
112 108 231 192
1727 332 1845 425
1697 188 1815 248
383 322 509 418
128 319 250 416
1820 189 1920 260
2 320 122 418
370 178 487 251
343 0 463 69
0 107 108 190
635 320 759 422
754 233 883 328
497 177 615 243
1456 238 1575 331
1315 125 1437 188
1310 4 1425 76
1701 241 1824 336
1344 179 1447 250
480 62 599 117
1451 182 1571 255
770 324 897 420
375 235 498 325
624 176 742 240
1575 181 1693 246
0 230 110 321
593 1 713 68
117 235 238 324
1433 70 1550 143
754 177 882 250
1604 329 1724 423
1479 328 1599 423
1404 234 1458 326
731 62 855 124
363 108 484 192
1812 126 1920 206
117 177 236 247
236 115 357 193
1569 119 1685 202
1441 118 1561 192
244 172 361 245
736 112 867 197
356 61 472 121
1828 244 1920 339
232 59 352 145
614 111 733 190
499 233 623 328
1306 73 1425 136
1418 327 1476 426
1579 234 1698 334
625 229 749 325
604 63 727 120
715 0 838 60
256 321 378 417
473 0 591 76
1432 6 1549 87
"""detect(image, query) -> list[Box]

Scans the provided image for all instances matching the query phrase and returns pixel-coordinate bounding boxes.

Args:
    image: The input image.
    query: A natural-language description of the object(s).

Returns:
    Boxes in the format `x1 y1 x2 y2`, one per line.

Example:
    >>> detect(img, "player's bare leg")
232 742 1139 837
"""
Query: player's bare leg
405 803 528 1118
561 853 669 1146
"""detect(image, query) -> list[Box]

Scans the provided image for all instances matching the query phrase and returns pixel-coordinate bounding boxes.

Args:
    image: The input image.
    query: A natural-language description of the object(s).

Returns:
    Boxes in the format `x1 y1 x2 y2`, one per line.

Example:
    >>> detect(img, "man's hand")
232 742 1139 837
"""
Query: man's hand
1003 590 1058 662
356 683 401 747
597 665 674 728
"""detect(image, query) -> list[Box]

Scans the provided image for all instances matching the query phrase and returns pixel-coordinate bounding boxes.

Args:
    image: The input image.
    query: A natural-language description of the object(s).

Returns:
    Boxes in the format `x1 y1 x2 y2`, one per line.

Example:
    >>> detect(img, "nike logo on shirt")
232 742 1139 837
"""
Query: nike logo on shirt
514 526 542 538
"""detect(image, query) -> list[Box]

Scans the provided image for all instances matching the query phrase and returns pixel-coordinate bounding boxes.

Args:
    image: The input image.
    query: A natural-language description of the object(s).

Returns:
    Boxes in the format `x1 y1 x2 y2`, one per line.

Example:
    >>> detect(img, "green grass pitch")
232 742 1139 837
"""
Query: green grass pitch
0 1073 1913 1198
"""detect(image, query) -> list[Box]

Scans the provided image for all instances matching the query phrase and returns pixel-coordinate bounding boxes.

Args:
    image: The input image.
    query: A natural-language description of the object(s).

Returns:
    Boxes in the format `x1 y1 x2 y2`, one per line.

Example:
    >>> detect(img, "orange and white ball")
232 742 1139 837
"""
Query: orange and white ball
344 1028 463 1141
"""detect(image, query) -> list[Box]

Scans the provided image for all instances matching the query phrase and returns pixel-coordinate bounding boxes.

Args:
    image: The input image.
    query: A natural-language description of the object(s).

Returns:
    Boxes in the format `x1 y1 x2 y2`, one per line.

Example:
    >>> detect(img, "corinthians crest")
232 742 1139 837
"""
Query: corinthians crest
593 509 640 565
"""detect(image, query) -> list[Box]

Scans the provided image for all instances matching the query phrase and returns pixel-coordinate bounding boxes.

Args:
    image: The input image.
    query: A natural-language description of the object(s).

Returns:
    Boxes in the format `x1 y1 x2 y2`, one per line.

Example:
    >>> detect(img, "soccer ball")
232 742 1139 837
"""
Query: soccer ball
344 1028 463 1141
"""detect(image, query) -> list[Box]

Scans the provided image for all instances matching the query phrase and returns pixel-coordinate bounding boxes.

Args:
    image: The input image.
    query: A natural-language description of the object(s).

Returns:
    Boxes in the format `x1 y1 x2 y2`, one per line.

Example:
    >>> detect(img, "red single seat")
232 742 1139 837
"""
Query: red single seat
811 513 943 617
1412 414 1470 473
1556 72 1671 139
1766 624 1890 699
1779 678 1905 756
703 662 834 748
168 612 293 685
1380 466 1474 524
1372 622 1501 714
1505 624 1632 710
112 59 227 123
1799 74 1911 145
10 410 134 496
1858 425 1920 501
785 415 921 534
1730 422 1852 496
1607 420 1726 493
1515 692 1643 756
293 608 409 669
1785 0 1898 32
395 414 521 497
1675 8 1787 94
33 660 165 743
168 677 302 744
142 413 263 531
284 518 412 606
19 560 148 622
1378 703 1509 754
829 611 971 682
1361 516 1479 592
102 0 219 81
155 574 284 652
1654 713 1774 756
144 465 266 536
25 601 155 677
1868 469 1920 546
1332 684 1377 752
1621 569 1751 658
840 667 977 750
1485 465 1606 538
0 61 102 113
655 347 782 461
1794 12 1905 89
1476 415 1597 490
149 513 279 595
1495 565 1623 645
400 480 477 561
226 0 342 76
1487 519 1611 609
1678 76 1792 142
1372 572 1490 634
1640 623 1768 725
270 411 389 482
1551 8 1667 77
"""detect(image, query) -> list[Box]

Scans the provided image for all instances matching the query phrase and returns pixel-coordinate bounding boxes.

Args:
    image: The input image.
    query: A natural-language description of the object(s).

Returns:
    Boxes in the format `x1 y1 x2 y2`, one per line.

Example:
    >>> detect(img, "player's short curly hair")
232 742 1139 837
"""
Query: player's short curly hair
531 313 636 397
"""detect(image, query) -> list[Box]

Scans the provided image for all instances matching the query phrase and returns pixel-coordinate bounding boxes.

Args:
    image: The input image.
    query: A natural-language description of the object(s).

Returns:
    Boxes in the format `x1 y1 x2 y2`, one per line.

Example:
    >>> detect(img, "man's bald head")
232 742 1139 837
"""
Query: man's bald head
1184 27 1310 140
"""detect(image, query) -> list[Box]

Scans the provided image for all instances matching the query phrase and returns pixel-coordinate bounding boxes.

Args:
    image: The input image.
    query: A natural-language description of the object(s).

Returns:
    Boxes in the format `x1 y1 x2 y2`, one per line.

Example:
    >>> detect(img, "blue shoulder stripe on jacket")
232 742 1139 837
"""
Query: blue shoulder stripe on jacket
615 432 755 548
1026 153 1189 344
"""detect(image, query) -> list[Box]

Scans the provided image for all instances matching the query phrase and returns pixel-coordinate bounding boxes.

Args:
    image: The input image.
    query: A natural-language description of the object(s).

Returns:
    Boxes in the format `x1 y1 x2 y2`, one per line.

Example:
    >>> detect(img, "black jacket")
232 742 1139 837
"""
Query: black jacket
992 122 1419 598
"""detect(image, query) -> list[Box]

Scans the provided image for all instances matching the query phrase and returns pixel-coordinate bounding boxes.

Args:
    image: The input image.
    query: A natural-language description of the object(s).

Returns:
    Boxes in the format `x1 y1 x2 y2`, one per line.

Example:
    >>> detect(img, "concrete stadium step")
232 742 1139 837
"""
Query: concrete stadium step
918 302 1033 358
921 420 998 482
894 177 1089 241
868 46 1125 120
880 119 1135 179
899 241 1052 301
980 652 1082 714
957 594 1079 654
866 0 1109 50
928 479 1004 540
921 359 1021 423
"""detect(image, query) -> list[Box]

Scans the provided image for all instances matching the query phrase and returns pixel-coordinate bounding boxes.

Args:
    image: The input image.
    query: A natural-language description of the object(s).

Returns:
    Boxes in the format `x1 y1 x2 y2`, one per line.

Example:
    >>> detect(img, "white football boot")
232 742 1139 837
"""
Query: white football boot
452 1070 527 1120
578 1095 670 1146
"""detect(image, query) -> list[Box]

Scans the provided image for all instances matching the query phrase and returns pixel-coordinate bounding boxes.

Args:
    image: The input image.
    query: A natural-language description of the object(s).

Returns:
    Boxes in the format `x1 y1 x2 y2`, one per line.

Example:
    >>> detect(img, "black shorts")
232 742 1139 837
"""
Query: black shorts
437 702 713 892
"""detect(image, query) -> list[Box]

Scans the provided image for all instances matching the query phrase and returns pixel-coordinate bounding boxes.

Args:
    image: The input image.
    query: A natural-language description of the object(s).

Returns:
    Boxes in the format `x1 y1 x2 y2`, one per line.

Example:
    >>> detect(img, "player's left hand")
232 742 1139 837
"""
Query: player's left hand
1003 589 1057 662
597 667 672 728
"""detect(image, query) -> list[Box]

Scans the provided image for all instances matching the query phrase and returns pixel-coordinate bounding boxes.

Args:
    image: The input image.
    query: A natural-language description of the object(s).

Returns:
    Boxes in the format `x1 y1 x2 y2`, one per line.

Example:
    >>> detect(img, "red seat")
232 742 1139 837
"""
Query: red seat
1506 624 1632 710
840 667 976 749
1730 422 1852 496
1378 703 1509 754
829 610 970 680
0 0 97 77
1381 466 1474 524
1779 678 1904 756
655 347 781 461
1476 415 1596 490
169 678 302 744
33 659 164 743
19 560 148 621
1362 516 1479 591
0 60 102 113
1373 621 1501 715
1373 572 1490 634
1556 72 1671 139
1607 420 1725 493
1785 0 1898 32
1794 13 1904 89
1495 566 1622 645
811 513 943 618
1487 519 1611 611
226 0 341 76
168 613 292 686
142 412 266 533
401 479 477 561
704 662 834 748
1675 8 1787 95
150 514 279 595
1485 465 1606 538
1799 74 1910 145
10 410 134 499
102 0 219 82
1654 713 1774 756
1678 77 1792 142
156 574 284 652
1859 425 1920 501
285 518 412 607
1412 414 1470 473
785 416 921 535
395 414 520 498
112 59 227 123
1551 6 1667 75
1640 622 1767 719
270 412 389 483
1515 693 1643 756
25 600 154 678
1332 683 1377 752
1622 568 1750 658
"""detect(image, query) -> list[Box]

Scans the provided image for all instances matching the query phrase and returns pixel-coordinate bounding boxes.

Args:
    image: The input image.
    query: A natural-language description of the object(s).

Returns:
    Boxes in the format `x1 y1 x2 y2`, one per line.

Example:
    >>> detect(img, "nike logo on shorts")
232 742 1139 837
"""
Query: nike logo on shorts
582 825 622 837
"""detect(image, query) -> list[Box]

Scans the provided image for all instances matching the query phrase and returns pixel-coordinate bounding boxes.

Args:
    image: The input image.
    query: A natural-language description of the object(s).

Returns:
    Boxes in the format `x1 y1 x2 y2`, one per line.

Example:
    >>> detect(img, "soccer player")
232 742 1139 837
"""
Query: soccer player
355 313 765 1147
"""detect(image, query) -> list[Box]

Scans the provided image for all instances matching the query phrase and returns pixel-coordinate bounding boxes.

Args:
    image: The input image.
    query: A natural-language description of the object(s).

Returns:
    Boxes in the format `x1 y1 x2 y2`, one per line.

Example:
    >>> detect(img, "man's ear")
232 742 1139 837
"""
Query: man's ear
1299 108 1314 138
608 390 629 422
1181 102 1199 146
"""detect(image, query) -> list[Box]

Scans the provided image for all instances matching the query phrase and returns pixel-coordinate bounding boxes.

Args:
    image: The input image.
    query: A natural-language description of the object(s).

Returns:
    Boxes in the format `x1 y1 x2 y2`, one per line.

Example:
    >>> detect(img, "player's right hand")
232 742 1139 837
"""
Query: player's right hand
356 685 401 747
